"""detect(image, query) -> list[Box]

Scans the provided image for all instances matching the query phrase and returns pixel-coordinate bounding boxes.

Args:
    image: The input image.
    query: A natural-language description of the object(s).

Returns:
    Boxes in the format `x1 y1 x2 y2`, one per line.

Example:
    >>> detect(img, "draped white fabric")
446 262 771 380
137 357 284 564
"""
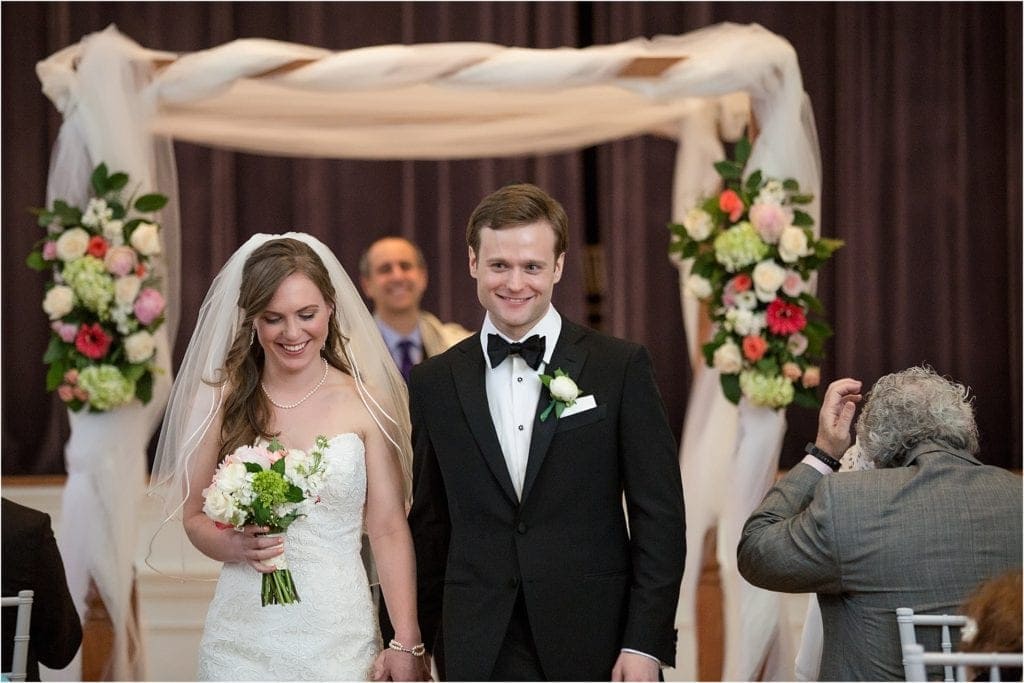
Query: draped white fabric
37 20 819 680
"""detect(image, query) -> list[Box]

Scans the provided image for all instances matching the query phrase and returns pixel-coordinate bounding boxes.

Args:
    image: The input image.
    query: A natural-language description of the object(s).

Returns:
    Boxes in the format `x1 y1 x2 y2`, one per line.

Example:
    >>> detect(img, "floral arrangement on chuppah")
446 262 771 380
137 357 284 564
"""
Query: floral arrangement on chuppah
669 137 843 409
27 162 168 412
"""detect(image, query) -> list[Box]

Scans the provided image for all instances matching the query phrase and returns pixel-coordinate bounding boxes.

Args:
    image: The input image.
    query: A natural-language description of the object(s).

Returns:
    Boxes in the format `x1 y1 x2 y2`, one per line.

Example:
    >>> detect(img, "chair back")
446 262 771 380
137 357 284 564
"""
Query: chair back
897 607 969 682
1 590 33 683
903 643 1023 682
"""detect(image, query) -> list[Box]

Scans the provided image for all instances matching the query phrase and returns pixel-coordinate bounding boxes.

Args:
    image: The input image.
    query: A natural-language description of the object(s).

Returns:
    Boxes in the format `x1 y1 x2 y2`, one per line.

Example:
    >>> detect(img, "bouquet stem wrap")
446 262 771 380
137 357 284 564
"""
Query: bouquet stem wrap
260 531 300 606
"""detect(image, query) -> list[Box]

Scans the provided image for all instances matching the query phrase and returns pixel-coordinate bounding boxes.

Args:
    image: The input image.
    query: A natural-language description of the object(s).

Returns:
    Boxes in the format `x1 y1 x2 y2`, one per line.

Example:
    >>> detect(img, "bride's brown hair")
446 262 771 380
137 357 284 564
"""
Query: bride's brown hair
211 238 351 460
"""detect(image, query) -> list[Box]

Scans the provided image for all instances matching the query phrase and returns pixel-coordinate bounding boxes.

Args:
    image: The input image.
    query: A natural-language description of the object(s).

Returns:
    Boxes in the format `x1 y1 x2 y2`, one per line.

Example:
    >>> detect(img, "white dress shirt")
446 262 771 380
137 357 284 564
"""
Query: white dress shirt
479 305 561 500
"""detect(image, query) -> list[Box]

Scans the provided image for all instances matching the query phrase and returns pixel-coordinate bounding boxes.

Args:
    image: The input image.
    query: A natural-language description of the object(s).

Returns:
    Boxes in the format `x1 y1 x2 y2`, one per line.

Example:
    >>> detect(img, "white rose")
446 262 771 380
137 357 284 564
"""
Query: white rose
684 274 712 300
734 290 758 311
682 207 713 241
202 488 241 526
549 375 581 403
130 222 162 256
42 285 75 320
215 462 250 495
123 330 156 363
114 275 142 306
778 226 811 263
712 341 743 374
752 260 787 302
55 227 90 262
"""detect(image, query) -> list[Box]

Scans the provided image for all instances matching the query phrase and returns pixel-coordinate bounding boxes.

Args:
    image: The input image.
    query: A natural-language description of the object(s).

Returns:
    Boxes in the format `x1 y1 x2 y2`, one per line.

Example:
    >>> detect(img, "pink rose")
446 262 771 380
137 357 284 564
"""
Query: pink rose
267 449 284 464
72 387 89 402
51 321 79 343
57 385 74 402
63 368 79 384
802 366 821 388
42 241 58 260
782 362 802 381
234 445 273 470
133 288 165 325
749 202 791 244
782 270 805 297
104 246 138 276
718 189 744 222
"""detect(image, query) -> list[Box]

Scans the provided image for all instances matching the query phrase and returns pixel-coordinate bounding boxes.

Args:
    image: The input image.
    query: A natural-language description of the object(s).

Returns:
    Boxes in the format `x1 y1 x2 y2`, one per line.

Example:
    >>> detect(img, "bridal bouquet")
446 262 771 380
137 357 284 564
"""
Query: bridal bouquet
26 163 168 412
203 435 329 606
669 137 843 409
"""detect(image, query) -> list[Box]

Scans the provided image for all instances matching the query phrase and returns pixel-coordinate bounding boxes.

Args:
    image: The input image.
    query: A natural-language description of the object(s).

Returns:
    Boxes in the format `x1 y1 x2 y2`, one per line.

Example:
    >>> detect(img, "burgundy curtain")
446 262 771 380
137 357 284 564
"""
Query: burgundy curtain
3 2 1019 475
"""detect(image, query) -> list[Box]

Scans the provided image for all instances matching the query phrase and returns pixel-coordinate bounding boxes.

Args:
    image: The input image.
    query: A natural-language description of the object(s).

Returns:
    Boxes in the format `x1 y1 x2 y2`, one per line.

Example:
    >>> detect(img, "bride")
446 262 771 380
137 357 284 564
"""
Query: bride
150 234 428 681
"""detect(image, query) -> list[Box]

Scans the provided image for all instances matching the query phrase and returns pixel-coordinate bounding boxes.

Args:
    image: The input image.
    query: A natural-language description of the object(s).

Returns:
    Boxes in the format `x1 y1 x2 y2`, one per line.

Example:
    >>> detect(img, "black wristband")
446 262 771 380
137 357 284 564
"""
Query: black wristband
805 442 841 471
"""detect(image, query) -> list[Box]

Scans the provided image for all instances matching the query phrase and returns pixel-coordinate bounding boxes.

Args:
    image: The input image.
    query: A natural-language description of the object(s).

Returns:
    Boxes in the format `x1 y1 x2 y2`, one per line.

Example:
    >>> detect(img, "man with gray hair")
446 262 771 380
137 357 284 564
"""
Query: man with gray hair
738 366 1022 681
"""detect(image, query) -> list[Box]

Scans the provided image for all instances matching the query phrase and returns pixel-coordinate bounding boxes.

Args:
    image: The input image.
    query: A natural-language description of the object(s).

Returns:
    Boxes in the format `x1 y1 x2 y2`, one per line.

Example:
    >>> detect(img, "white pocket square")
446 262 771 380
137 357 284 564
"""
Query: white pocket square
561 394 597 418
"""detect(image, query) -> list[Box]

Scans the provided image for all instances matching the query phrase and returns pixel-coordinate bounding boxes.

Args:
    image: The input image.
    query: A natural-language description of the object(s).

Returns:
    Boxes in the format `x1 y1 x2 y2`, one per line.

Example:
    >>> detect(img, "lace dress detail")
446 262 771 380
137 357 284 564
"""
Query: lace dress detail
197 433 378 681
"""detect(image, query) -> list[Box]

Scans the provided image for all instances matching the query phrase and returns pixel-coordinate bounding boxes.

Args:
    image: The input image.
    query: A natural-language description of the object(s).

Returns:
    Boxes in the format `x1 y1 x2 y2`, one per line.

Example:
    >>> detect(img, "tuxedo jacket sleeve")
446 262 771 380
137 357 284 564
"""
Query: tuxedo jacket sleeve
2 498 83 680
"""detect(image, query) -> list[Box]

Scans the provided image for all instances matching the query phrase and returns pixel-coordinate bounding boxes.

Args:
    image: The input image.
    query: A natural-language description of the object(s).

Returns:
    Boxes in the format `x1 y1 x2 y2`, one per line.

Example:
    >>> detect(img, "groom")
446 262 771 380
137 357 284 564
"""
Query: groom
407 183 685 681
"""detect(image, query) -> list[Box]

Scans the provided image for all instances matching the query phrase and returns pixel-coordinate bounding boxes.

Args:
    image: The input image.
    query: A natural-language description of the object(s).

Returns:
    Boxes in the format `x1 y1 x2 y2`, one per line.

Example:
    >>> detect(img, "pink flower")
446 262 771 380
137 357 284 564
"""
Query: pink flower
74 323 112 360
72 387 89 402
42 241 58 260
267 449 284 464
133 288 165 325
57 385 74 402
234 445 273 470
732 273 752 292
51 321 79 343
718 189 744 222
782 362 802 381
86 235 108 258
104 246 138 276
766 299 807 336
749 202 791 244
782 270 805 298
742 334 767 362
787 333 809 356
802 366 821 388
63 368 79 384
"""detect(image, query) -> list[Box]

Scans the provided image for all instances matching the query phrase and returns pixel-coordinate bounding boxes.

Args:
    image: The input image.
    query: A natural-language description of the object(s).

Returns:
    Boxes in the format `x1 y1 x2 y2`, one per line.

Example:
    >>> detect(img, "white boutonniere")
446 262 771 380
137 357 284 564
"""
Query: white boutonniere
539 368 581 421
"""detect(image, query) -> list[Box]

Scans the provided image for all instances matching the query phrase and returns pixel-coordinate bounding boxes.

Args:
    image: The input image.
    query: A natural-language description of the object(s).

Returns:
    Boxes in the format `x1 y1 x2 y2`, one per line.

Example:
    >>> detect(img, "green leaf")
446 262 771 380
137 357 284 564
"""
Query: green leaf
792 210 814 227
252 499 271 527
790 193 815 205
734 137 752 165
720 373 741 404
554 402 566 419
540 401 556 422
244 462 263 474
800 292 824 314
26 251 47 271
108 172 129 192
285 484 304 503
136 371 153 404
123 363 146 381
91 163 110 195
37 211 54 228
714 160 743 181
134 193 168 212
108 200 126 220
271 457 286 475
45 360 66 392
815 237 845 258
745 169 763 195
792 386 821 409
783 178 800 191
43 336 68 364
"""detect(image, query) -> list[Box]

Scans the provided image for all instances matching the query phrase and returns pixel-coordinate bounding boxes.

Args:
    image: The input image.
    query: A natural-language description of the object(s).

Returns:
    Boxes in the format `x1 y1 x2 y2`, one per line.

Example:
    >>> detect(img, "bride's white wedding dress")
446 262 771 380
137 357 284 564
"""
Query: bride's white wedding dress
198 433 379 681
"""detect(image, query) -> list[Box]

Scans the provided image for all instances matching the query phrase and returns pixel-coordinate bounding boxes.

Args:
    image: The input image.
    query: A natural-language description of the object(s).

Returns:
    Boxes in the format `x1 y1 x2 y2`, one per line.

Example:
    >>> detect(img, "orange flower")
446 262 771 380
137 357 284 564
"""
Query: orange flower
719 189 744 222
86 235 108 258
742 334 768 362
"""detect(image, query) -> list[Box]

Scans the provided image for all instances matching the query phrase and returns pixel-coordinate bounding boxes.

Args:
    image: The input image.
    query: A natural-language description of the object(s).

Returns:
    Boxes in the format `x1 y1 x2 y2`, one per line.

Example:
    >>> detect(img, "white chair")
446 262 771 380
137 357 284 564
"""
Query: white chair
1 590 33 683
903 643 1023 682
897 607 969 681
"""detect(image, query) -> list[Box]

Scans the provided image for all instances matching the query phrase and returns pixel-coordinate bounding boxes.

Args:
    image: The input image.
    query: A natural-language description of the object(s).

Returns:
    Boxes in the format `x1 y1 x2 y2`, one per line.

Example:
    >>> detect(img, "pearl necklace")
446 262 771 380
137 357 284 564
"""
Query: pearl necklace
261 358 329 410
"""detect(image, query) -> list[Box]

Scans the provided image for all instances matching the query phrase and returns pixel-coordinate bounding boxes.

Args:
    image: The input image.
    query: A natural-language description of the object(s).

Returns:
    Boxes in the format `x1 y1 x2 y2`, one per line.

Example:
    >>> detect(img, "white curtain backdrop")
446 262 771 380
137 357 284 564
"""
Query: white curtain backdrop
37 20 819 680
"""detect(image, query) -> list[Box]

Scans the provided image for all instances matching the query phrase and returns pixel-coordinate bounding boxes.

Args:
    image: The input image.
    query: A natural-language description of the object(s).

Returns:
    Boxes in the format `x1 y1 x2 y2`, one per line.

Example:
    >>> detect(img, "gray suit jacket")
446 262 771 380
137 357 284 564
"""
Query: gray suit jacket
738 441 1023 681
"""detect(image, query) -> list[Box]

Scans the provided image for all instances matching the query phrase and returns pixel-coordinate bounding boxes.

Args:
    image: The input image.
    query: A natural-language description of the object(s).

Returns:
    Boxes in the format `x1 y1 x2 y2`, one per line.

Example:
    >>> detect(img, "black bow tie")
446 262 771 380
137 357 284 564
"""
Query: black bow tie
487 333 546 370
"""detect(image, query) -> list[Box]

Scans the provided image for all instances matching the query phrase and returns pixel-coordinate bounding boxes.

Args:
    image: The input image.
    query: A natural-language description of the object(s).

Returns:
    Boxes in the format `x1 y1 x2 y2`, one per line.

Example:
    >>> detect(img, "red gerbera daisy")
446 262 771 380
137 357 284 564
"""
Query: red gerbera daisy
75 323 112 360
766 299 807 336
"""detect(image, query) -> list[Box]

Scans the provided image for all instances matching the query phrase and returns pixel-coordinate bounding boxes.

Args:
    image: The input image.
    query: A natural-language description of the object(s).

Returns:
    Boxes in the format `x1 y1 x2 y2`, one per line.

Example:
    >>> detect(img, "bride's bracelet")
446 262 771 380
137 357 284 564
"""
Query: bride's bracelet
388 639 426 657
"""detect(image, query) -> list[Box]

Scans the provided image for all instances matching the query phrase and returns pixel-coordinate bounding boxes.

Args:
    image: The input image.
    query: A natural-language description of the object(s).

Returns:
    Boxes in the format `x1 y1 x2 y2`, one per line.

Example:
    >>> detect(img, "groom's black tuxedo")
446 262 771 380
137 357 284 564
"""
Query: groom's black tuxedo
408 317 685 681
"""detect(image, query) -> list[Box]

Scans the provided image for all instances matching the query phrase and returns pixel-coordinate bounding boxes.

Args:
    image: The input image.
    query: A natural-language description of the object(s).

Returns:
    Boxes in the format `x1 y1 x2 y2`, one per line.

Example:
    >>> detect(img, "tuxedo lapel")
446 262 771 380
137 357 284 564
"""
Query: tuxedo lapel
451 342 519 506
519 321 589 504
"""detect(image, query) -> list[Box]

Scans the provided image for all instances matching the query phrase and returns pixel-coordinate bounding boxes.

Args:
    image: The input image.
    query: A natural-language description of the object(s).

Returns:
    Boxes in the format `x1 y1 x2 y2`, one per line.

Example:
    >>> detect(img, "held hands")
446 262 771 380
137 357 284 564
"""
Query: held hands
816 378 863 459
611 651 660 682
233 525 284 573
370 649 431 682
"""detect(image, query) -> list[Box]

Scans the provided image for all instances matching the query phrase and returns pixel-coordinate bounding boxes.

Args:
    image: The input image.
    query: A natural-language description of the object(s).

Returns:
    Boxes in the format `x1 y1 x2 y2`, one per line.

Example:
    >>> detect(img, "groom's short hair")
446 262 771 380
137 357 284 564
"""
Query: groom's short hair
466 183 569 258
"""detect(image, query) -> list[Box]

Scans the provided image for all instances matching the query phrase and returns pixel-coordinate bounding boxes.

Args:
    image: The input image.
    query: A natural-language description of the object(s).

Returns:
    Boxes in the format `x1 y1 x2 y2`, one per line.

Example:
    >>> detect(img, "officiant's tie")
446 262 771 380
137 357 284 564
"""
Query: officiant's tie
487 333 545 370
397 339 415 381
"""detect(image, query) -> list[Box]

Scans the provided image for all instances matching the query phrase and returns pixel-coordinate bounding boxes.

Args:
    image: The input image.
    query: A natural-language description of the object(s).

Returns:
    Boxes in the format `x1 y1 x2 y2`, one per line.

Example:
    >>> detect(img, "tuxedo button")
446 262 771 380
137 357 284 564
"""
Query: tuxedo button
517 425 524 431
517 376 523 383
516 522 527 534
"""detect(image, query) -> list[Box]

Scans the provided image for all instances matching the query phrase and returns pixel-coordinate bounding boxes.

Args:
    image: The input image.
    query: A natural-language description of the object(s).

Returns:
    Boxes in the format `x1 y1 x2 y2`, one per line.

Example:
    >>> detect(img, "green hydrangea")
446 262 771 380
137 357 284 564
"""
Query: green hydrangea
78 365 136 410
62 256 114 318
739 370 795 409
713 222 769 272
251 470 290 508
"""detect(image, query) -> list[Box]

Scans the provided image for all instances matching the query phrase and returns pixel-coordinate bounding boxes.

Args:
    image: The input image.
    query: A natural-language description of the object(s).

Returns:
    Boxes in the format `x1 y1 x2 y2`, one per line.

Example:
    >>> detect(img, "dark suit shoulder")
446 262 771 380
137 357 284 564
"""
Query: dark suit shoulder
558 318 644 359
2 498 51 541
